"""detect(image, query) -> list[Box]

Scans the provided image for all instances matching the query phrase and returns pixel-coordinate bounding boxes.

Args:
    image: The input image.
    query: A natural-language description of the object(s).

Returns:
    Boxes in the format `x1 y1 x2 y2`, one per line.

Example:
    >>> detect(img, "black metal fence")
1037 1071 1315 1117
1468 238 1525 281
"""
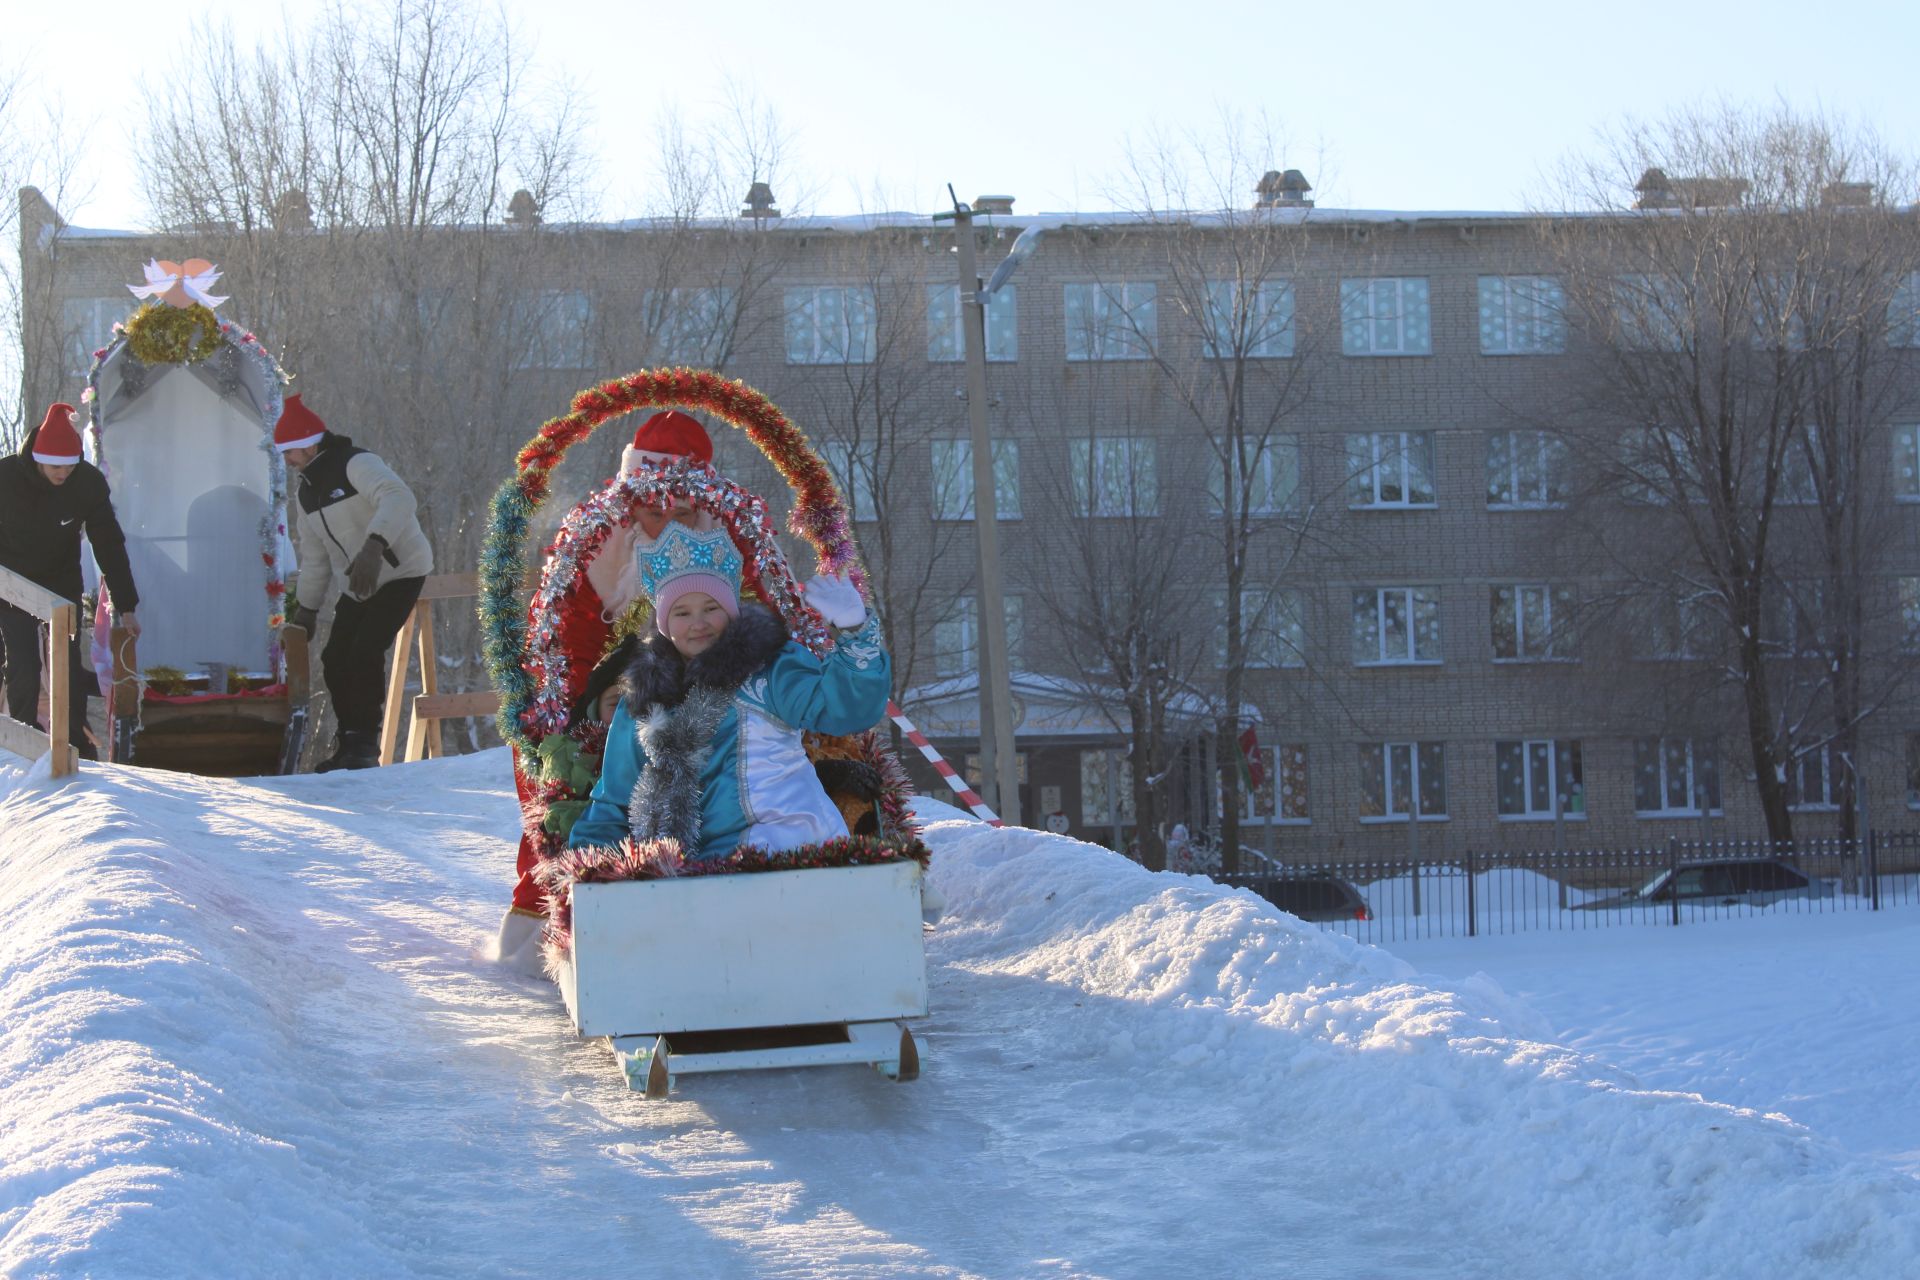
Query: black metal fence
1215 832 1920 944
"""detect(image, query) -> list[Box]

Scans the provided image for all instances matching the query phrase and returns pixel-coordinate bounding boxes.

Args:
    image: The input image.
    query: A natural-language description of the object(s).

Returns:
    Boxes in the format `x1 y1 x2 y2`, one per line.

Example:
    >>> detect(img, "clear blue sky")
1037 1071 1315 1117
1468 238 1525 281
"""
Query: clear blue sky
14 0 1920 227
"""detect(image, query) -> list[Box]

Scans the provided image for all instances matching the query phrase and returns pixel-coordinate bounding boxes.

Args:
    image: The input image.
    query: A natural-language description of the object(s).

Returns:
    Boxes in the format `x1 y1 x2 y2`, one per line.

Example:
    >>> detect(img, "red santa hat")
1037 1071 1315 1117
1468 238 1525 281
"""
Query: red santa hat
273 394 327 453
32 403 83 465
620 410 714 477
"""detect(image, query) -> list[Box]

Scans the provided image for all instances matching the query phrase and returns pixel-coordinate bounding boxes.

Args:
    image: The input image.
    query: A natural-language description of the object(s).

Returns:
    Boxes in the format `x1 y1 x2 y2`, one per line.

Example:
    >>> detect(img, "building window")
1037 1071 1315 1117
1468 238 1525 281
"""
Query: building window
644 287 736 365
1233 743 1311 823
1894 425 1920 501
1340 277 1431 356
63 296 127 376
1210 437 1301 515
1352 587 1442 665
1495 740 1585 819
1478 275 1566 354
963 751 1029 787
818 441 877 523
927 283 1017 362
1765 584 1824 658
1359 741 1447 821
1619 425 1701 505
1081 748 1135 826
1902 579 1920 651
1064 282 1156 361
1633 738 1722 816
1347 431 1436 508
1614 274 1689 351
1486 431 1570 508
785 286 877 364
1070 437 1159 515
1647 593 1716 660
1786 745 1839 811
1907 733 1920 808
509 289 591 369
1887 272 1920 348
931 439 1021 520
1492 584 1575 661
1217 589 1306 668
934 595 1023 677
1204 279 1295 358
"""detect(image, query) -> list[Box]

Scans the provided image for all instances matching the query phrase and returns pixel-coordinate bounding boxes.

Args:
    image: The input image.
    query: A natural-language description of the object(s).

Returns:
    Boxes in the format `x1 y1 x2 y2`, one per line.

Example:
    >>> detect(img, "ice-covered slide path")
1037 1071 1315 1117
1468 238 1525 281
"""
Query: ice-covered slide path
2 749 1916 1279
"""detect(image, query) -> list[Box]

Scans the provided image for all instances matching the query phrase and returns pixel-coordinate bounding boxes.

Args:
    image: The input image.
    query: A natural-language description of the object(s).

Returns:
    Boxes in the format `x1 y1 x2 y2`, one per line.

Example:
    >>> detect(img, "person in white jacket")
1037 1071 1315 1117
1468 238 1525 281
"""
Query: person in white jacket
274 394 433 771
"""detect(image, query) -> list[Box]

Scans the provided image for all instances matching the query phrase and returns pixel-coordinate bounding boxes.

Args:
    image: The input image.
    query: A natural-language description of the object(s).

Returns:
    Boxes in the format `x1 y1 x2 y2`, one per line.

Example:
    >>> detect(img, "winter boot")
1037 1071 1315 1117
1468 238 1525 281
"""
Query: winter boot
315 730 380 772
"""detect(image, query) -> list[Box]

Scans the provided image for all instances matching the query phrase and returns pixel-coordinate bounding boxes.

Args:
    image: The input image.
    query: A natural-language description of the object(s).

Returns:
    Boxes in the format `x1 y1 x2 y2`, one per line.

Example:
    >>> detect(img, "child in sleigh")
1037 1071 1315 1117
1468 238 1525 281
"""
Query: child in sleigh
565 520 889 861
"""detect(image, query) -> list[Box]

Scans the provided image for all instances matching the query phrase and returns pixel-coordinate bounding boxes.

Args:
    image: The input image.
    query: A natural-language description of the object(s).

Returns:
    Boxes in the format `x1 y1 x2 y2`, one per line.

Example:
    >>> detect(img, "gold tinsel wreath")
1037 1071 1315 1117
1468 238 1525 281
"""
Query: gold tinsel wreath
125 302 223 365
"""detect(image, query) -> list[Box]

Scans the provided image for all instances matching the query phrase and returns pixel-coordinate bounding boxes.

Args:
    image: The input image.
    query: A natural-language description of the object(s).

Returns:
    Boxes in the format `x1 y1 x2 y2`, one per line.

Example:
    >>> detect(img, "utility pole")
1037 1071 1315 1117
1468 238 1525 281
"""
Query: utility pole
936 189 1021 825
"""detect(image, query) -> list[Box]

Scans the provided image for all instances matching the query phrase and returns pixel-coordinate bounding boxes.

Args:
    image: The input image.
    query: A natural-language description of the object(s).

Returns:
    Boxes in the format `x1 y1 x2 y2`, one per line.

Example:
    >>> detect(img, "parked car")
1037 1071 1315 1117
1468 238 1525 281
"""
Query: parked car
1248 873 1374 923
1575 857 1837 910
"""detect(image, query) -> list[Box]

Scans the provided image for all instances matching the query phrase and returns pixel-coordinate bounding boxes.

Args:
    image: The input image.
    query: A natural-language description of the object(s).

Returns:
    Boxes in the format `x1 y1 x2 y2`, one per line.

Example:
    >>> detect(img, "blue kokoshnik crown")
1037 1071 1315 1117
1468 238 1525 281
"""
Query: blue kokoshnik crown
637 522 745 603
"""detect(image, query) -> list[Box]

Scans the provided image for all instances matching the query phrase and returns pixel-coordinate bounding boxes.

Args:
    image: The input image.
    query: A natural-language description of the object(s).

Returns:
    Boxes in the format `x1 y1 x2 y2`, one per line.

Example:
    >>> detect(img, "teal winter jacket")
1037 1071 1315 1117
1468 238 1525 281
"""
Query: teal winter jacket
568 606 889 859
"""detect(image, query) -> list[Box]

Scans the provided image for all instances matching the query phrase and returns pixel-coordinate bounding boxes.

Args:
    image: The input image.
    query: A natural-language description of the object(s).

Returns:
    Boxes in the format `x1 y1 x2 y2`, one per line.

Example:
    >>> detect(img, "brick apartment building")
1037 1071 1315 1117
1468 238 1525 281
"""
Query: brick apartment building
19 176 1920 860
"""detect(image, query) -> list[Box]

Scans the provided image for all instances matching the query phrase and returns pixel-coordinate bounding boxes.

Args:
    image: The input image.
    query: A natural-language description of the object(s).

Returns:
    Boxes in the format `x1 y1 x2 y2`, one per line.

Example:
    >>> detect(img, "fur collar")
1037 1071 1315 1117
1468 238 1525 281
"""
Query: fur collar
621 602 789 715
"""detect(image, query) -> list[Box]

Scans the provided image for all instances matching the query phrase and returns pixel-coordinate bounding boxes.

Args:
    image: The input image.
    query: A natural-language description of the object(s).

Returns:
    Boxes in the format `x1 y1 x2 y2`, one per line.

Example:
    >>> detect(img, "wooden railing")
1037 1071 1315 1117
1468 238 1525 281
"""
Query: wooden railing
0 565 79 777
377 572 501 765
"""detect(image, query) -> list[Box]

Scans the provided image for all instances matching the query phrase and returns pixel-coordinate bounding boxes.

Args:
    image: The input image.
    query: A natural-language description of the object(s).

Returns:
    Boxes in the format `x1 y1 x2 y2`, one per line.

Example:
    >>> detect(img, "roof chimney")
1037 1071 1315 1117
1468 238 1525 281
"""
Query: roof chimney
742 181 781 220
506 189 541 228
1254 169 1313 209
1635 168 1748 209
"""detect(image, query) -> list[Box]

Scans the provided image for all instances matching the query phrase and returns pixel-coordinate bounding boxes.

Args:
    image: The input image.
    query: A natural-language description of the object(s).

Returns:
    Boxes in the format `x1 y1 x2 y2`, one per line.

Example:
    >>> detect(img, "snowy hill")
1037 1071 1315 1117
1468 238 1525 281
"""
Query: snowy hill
2 750 1917 1279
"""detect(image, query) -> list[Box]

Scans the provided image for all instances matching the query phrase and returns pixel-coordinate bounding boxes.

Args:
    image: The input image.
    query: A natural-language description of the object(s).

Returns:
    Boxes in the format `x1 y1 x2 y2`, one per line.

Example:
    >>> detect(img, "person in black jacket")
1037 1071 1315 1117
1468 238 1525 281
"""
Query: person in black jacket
0 403 141 760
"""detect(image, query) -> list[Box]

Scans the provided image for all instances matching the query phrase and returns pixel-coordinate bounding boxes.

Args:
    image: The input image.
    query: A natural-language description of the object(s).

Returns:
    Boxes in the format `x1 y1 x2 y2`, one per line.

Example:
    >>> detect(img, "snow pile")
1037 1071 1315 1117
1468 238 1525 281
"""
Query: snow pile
0 754 1916 1278
922 812 1920 1276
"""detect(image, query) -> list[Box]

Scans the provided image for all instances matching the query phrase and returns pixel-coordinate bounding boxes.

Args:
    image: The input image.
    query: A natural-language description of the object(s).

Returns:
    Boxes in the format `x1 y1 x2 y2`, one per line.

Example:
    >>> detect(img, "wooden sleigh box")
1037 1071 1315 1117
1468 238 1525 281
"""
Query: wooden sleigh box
558 860 930 1093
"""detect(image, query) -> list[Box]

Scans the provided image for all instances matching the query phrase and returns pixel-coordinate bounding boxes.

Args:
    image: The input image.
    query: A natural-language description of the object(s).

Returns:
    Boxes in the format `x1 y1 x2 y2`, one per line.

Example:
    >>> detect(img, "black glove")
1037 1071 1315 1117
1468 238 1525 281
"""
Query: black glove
347 535 386 598
289 605 319 635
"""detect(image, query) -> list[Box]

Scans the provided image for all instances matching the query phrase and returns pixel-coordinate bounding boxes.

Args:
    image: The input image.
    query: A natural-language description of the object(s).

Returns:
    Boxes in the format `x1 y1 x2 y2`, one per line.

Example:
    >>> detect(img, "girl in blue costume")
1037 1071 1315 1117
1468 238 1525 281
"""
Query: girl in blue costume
567 522 889 860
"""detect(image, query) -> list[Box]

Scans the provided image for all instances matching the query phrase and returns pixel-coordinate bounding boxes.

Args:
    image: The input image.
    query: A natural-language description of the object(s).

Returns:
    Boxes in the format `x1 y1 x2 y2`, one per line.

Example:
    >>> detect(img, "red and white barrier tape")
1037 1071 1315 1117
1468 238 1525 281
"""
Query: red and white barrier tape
886 698 1003 826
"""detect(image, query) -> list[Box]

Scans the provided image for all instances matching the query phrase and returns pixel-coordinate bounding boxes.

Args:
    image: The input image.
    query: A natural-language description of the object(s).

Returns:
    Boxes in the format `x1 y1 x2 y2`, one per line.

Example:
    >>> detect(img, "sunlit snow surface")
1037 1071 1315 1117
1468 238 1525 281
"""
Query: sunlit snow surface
1 749 1916 1279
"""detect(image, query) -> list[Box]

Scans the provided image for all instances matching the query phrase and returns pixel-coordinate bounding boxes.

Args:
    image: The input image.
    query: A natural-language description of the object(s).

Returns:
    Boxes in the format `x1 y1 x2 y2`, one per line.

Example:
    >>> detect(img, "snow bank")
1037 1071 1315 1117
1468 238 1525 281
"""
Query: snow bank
922 812 1920 1277
0 758 1915 1278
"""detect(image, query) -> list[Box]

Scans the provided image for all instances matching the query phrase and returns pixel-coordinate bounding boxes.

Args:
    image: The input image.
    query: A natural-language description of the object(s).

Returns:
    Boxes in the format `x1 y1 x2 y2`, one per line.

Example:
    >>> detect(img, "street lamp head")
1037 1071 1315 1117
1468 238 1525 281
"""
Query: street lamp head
983 224 1047 299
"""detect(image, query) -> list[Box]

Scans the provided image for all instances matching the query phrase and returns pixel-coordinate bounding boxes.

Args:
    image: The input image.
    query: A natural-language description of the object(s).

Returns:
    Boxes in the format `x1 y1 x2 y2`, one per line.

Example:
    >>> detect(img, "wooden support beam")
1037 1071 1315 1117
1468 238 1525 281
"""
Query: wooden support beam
0 565 73 620
47 604 74 778
416 572 480 602
0 715 51 763
378 604 423 767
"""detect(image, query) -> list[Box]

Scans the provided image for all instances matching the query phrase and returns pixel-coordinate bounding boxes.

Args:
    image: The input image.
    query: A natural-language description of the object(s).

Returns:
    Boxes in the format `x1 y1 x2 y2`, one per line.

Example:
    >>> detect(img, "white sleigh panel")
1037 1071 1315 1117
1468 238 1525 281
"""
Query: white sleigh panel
561 860 929 1039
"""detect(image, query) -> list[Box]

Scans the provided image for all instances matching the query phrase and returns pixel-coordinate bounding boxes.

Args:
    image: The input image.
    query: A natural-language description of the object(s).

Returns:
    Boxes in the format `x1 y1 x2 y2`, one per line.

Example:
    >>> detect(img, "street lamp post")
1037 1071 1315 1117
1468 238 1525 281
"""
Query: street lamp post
936 192 1021 825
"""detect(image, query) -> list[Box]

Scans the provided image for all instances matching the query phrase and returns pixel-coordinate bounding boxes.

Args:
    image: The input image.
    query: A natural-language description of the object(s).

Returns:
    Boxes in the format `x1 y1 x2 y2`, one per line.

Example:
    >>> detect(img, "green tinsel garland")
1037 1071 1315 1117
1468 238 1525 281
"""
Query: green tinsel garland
125 303 223 365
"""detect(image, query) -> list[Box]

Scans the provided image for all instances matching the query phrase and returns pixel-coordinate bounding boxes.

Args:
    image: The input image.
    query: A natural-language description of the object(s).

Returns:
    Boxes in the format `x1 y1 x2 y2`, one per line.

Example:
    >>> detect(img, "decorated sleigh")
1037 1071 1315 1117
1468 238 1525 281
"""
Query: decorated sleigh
80 261 305 775
481 368 929 1096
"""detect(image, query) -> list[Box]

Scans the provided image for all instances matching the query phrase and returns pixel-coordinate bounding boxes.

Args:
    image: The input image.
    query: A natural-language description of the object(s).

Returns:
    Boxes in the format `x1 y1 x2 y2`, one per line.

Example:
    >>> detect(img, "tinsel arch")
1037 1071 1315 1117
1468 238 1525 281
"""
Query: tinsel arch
479 366 866 757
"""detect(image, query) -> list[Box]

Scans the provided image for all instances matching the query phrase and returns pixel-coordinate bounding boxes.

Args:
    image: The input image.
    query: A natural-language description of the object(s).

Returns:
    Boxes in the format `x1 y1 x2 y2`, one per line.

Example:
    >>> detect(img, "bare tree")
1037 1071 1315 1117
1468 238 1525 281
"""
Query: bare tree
1016 379 1213 869
768 222 966 701
1098 115 1327 872
3 60 88 451
1543 103 1920 842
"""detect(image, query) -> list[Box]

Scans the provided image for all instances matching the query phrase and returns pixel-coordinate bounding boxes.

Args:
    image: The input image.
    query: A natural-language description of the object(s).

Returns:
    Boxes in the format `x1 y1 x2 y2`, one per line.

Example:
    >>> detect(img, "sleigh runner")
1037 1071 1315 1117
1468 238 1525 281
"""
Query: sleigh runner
484 368 930 1094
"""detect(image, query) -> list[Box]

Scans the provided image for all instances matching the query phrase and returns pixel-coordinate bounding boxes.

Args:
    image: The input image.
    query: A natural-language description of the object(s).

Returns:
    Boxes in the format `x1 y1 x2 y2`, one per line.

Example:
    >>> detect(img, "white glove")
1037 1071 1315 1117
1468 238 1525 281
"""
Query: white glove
804 572 867 629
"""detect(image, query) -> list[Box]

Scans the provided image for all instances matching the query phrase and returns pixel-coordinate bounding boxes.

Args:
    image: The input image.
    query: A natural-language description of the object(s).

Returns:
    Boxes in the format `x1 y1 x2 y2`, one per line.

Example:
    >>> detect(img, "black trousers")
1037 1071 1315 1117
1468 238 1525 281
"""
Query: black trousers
322 576 425 736
0 600 94 757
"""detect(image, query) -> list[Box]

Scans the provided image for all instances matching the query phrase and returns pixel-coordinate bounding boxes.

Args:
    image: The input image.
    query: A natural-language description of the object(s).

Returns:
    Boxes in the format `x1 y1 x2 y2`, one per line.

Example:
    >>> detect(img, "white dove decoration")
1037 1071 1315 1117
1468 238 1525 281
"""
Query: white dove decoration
127 257 230 309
